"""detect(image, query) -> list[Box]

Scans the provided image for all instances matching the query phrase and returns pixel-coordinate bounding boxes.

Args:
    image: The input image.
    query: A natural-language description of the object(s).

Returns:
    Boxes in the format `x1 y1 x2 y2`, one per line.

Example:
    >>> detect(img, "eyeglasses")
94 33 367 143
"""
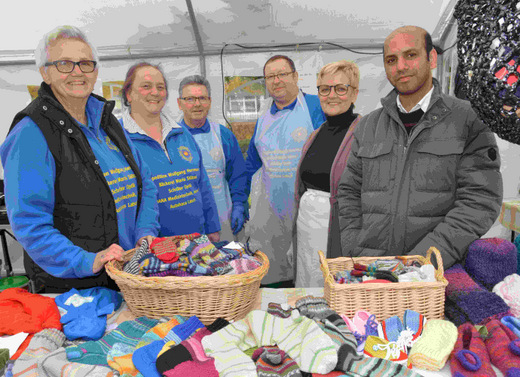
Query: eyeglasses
317 84 353 96
180 96 210 104
264 71 295 82
44 60 97 73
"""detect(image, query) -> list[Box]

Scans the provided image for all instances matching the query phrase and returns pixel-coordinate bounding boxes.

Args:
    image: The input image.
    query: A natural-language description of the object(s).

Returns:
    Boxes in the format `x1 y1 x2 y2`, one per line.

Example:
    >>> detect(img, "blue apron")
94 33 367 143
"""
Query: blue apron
192 121 234 241
247 91 313 283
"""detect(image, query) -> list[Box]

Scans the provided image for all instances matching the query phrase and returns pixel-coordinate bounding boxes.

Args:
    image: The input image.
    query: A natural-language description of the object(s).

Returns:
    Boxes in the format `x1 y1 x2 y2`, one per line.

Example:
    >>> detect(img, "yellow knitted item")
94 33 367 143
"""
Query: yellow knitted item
408 319 457 371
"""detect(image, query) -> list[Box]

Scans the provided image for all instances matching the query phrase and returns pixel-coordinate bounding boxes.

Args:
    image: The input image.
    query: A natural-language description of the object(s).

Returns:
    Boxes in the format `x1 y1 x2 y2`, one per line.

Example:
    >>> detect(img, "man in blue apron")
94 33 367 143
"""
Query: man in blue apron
245 55 326 286
177 75 248 242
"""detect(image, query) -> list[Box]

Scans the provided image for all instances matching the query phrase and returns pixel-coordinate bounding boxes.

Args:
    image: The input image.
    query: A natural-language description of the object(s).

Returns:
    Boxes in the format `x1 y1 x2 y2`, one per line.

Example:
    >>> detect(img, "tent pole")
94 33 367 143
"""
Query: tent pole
185 0 206 77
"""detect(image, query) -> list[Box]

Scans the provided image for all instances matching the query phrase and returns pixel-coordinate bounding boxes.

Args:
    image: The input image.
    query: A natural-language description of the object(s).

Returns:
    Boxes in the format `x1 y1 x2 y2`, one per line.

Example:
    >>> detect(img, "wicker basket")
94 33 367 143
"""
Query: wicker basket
106 249 269 325
319 247 448 321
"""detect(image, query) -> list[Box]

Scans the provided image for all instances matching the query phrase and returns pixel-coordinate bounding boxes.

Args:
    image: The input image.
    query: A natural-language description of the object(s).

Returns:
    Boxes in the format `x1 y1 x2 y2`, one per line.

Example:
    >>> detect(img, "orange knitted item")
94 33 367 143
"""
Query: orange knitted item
0 288 62 359
150 233 201 263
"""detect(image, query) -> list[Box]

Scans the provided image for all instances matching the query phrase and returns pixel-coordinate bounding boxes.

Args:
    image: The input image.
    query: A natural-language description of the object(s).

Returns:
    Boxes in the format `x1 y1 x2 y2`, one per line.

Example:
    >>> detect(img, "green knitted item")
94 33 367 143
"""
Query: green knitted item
0 348 9 370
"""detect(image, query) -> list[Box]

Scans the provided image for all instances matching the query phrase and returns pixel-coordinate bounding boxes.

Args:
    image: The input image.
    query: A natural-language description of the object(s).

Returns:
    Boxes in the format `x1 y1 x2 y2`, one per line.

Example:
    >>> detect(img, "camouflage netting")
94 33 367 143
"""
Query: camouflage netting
454 0 520 144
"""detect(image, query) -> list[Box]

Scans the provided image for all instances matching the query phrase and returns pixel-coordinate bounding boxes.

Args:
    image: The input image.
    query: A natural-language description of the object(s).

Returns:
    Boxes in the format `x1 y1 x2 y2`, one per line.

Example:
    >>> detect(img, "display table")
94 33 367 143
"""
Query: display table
102 288 504 377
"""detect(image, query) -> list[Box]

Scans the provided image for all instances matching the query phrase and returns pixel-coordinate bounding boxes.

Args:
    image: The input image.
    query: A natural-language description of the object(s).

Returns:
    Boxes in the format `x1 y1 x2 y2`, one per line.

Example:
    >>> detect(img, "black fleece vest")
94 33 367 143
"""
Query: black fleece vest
8 83 143 292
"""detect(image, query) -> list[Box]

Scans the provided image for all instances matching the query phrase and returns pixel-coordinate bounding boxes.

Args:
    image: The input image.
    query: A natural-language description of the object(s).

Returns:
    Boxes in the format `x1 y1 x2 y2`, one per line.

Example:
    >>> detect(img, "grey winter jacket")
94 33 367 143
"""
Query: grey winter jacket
337 80 503 269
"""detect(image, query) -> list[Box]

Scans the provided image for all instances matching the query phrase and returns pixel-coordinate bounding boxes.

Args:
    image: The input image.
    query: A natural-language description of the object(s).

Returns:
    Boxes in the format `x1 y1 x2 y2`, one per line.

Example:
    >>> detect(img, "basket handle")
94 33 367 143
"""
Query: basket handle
425 246 444 280
318 250 333 284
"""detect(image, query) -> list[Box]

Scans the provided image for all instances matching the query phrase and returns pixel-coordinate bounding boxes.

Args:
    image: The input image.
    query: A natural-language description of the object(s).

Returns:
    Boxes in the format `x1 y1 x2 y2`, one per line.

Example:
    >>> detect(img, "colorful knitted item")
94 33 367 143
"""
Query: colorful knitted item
493 273 520 317
465 238 518 290
65 316 159 366
369 260 405 275
139 253 211 276
124 239 149 274
150 233 200 263
202 310 338 376
0 349 8 371
408 319 458 371
227 256 262 275
208 259 233 275
502 316 520 338
252 346 302 377
295 296 336 322
11 329 65 377
444 264 511 326
38 347 116 377
449 322 496 377
484 319 520 376
267 303 294 318
514 234 520 275
55 287 123 341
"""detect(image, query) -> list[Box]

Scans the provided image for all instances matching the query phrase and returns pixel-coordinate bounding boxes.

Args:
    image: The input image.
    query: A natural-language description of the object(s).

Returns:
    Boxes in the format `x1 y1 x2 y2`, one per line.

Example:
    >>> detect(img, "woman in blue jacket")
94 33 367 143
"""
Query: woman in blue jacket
120 62 221 241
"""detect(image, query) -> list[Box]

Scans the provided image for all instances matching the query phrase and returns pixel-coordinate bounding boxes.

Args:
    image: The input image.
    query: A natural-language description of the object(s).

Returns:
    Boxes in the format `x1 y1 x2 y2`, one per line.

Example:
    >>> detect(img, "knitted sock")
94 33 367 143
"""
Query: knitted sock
449 322 496 377
251 346 302 377
156 318 229 376
202 310 338 376
408 319 458 371
465 238 518 290
137 315 187 348
444 264 511 326
267 303 294 318
493 273 520 317
484 319 520 376
12 329 65 377
319 316 362 370
124 239 149 274
157 316 205 357
37 347 116 377
295 296 336 321
65 316 159 365
347 357 421 377
502 316 520 338
228 256 261 274
107 343 141 377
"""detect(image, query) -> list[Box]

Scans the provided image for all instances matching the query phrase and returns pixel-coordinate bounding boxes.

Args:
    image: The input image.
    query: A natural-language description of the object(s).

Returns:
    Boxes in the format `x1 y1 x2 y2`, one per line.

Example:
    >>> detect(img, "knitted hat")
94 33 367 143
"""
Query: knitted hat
444 264 511 326
493 273 520 317
465 238 518 290
484 319 520 376
449 322 496 377
408 319 458 371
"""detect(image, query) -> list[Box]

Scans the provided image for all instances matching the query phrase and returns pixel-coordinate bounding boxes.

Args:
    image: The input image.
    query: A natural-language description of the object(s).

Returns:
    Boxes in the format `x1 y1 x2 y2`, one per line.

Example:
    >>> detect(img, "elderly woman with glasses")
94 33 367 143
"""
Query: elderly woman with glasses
293 60 362 287
120 63 220 242
0 26 160 293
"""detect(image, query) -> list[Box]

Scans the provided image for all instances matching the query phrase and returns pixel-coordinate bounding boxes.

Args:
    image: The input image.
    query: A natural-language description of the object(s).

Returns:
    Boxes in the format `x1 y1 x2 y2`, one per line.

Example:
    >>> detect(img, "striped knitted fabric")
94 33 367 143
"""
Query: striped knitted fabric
484 319 520 376
252 346 302 377
408 319 458 371
347 357 422 377
158 316 205 357
124 239 149 274
38 348 116 377
201 310 338 376
267 303 294 318
295 296 336 321
444 264 511 326
65 316 159 366
150 234 200 263
139 254 210 276
12 328 66 377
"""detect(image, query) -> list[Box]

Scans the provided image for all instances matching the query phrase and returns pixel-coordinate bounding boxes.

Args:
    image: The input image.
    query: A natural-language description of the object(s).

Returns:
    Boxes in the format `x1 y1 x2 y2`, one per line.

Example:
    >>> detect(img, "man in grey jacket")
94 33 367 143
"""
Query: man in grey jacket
337 25 503 269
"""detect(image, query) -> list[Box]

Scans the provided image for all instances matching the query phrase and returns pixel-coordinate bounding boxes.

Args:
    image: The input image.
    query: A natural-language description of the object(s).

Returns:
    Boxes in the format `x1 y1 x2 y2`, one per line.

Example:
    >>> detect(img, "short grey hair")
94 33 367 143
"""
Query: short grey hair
35 25 99 69
178 75 211 97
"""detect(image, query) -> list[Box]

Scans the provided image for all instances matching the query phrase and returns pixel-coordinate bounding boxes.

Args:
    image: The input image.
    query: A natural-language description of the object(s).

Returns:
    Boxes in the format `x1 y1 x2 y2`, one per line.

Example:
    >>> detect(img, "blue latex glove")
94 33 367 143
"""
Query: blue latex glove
230 203 246 234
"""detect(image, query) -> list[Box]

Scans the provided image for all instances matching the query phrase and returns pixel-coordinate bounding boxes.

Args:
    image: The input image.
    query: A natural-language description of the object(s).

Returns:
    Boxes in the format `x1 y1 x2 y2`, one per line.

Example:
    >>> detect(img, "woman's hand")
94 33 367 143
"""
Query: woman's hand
93 244 125 274
136 235 155 248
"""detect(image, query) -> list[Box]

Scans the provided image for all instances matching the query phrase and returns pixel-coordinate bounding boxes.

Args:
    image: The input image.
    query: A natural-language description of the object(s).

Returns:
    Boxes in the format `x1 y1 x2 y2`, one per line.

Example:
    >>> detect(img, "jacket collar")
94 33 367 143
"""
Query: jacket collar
122 107 182 141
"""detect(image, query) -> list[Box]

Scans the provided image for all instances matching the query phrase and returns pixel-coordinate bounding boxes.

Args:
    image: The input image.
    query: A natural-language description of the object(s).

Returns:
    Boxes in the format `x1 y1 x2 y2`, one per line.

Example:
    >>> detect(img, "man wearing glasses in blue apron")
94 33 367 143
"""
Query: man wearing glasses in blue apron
245 55 326 287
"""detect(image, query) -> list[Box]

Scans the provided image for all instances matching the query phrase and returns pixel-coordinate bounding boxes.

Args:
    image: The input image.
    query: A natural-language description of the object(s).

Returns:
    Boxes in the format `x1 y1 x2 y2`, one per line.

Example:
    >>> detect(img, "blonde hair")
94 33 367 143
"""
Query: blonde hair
317 60 360 89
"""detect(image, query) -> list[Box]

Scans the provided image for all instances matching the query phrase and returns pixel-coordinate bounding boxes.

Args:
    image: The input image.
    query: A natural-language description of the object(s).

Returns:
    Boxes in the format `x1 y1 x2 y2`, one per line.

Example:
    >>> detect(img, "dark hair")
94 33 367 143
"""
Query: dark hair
263 55 296 76
121 62 168 107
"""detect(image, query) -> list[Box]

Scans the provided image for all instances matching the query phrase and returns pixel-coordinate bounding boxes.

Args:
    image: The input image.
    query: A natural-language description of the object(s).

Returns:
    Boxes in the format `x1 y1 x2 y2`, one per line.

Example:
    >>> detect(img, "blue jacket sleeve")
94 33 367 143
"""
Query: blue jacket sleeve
220 125 248 205
0 118 97 278
244 119 262 198
192 142 221 234
303 93 326 130
121 128 160 242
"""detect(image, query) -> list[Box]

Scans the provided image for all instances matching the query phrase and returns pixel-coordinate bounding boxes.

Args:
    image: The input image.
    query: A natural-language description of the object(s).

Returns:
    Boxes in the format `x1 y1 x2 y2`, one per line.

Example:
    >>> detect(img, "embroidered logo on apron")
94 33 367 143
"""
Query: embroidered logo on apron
291 126 308 143
178 146 193 162
209 145 223 162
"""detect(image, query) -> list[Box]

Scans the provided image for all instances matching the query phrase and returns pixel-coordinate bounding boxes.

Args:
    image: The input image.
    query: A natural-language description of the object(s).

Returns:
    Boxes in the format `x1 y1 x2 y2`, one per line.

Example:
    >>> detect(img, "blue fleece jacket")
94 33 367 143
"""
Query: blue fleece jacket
120 116 220 236
0 96 160 279
245 92 325 191
182 119 248 206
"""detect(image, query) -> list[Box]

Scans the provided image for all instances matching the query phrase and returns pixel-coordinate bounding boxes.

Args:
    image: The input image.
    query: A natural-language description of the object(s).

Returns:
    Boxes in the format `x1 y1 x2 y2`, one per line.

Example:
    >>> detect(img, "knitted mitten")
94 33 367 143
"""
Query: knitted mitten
12 329 65 377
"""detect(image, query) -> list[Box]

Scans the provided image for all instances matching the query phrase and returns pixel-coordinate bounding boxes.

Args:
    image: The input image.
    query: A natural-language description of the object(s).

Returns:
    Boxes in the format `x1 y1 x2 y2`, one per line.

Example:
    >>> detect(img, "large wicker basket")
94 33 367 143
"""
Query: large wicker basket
319 247 448 321
106 249 269 324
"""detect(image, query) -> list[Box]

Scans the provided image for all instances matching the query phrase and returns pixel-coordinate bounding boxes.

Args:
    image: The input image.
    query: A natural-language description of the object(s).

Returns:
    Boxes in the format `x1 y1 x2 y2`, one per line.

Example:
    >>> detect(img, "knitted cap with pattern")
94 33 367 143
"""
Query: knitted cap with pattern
408 319 458 371
465 238 518 290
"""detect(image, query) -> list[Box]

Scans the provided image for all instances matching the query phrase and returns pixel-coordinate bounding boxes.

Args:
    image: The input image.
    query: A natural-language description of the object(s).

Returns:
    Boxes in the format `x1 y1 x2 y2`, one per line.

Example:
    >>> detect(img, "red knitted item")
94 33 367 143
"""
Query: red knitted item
449 323 496 377
0 288 62 359
150 233 201 263
484 319 520 376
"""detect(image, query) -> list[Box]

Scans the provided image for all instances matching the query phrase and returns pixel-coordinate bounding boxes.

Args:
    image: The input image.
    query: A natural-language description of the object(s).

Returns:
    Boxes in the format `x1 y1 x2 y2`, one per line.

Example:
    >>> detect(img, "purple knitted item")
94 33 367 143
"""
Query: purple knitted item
444 264 511 326
465 238 518 290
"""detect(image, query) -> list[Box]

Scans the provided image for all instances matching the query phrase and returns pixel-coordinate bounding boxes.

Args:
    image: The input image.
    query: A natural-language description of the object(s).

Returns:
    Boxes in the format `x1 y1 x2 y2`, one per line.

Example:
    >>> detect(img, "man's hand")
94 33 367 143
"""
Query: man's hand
136 235 154 248
230 203 247 235
207 232 220 243
93 244 125 274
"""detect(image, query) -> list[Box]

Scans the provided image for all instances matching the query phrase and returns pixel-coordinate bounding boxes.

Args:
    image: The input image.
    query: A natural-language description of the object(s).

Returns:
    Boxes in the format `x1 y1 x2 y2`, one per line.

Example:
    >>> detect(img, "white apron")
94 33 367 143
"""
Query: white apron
247 91 314 283
192 121 234 241
295 189 330 288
